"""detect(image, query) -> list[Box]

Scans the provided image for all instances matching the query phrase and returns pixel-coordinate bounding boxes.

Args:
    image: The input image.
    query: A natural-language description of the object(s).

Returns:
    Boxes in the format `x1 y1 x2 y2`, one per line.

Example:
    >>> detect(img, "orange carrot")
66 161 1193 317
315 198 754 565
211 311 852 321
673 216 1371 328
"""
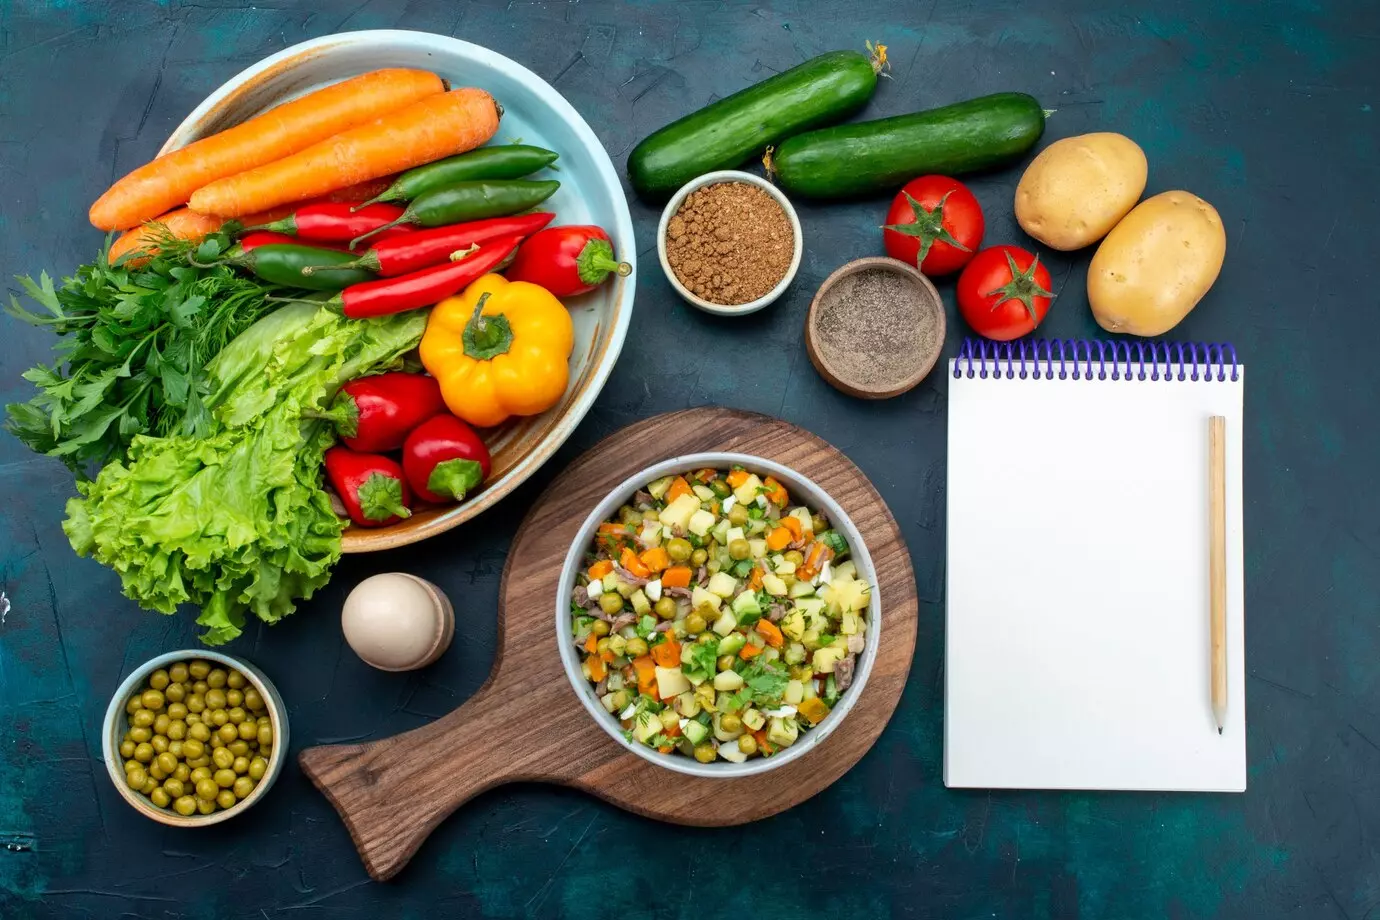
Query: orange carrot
584 634 599 654
756 619 784 649
762 476 789 506
639 546 671 574
189 88 501 218
798 541 834 580
633 655 658 695
752 728 775 755
588 559 613 580
665 476 693 502
726 470 750 488
661 566 692 589
781 516 804 542
587 655 607 682
747 566 764 591
766 527 792 552
107 208 224 266
91 69 444 230
620 547 651 580
693 468 718 483
739 643 763 661
650 639 681 668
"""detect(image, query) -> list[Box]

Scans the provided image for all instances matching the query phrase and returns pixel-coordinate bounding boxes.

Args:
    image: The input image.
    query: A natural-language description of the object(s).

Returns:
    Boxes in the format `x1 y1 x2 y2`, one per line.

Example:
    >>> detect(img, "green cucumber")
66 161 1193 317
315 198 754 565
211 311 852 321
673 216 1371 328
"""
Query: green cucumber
627 46 887 199
768 92 1047 198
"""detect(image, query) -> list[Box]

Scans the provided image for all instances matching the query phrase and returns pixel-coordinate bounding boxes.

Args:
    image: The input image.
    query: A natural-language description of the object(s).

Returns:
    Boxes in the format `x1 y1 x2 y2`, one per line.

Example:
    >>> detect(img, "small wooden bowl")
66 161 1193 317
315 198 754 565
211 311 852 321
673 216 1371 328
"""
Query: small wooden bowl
102 650 289 827
805 257 946 399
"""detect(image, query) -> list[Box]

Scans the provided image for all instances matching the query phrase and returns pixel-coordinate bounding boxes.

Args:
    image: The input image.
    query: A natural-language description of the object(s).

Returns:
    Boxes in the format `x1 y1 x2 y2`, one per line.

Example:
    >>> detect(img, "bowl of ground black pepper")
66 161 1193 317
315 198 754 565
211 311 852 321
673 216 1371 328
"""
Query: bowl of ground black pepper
657 170 802 316
805 257 946 399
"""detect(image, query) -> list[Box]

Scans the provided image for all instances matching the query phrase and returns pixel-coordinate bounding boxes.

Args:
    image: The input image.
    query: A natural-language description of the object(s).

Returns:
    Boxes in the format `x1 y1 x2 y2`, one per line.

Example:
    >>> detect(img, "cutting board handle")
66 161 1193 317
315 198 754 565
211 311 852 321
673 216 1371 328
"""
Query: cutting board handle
299 675 535 881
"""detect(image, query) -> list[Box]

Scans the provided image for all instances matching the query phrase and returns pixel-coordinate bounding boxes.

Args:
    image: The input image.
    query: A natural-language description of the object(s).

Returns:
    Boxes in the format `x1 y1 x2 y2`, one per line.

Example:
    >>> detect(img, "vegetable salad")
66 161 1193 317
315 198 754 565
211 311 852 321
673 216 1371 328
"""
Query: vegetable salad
571 467 870 764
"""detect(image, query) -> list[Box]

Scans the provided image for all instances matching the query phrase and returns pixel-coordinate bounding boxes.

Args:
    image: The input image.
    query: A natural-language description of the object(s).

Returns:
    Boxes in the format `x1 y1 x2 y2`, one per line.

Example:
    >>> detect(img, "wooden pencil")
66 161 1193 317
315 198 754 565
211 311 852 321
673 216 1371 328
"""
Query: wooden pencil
1209 416 1228 734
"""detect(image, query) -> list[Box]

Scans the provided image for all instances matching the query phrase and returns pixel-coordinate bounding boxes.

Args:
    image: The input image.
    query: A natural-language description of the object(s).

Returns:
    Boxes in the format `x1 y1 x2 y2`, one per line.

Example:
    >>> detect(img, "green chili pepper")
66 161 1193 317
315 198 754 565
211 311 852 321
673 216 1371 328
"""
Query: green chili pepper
351 180 561 247
227 243 377 291
356 146 560 207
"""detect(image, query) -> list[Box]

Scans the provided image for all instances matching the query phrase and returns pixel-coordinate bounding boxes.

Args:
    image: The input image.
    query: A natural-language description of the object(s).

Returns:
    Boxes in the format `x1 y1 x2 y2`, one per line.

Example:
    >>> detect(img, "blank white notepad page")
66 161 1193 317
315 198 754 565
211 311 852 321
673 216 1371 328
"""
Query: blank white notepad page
945 362 1245 791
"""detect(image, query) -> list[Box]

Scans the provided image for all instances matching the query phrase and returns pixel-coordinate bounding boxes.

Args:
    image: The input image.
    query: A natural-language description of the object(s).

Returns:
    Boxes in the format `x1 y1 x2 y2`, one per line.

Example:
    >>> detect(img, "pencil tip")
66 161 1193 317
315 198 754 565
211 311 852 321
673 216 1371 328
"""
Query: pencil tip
1217 727 1223 735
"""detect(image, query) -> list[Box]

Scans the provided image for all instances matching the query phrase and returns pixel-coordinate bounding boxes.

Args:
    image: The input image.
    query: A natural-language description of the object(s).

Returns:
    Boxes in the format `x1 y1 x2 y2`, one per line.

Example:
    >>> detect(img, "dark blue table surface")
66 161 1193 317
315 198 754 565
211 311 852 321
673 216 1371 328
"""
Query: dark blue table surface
2 1 1378 917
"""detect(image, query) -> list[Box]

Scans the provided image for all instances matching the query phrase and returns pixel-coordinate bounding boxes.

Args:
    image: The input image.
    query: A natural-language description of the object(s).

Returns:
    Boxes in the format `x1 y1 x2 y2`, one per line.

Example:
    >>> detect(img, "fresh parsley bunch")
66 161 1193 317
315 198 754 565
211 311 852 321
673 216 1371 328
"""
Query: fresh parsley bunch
4 234 278 474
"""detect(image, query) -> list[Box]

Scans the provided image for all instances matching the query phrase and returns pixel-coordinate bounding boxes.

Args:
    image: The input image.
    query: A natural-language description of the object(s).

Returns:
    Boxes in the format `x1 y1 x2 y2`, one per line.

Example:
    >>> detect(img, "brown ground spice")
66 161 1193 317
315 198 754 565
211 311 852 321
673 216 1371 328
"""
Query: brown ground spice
812 268 940 391
664 182 794 306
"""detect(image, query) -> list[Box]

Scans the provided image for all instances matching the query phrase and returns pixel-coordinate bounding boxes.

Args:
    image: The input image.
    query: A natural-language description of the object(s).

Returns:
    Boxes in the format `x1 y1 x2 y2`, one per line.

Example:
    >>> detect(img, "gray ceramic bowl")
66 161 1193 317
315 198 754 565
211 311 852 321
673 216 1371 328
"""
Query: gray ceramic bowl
556 452 881 778
102 650 288 826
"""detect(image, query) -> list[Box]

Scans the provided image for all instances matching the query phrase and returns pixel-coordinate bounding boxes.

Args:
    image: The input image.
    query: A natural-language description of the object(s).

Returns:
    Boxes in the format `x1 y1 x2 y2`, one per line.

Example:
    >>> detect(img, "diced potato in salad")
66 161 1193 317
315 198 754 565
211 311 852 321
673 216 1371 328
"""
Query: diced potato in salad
570 467 869 764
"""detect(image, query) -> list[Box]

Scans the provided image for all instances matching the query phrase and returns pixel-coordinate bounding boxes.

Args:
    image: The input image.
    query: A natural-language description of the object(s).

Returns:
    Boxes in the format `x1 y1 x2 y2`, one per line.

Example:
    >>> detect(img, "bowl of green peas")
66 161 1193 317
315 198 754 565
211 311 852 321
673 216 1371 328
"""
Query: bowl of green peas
102 650 288 826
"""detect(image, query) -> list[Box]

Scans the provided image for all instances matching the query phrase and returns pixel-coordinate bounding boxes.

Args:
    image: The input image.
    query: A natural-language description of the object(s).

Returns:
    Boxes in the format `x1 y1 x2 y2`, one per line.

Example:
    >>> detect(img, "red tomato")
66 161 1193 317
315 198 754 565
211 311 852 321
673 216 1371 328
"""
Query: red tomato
956 245 1055 341
882 176 984 276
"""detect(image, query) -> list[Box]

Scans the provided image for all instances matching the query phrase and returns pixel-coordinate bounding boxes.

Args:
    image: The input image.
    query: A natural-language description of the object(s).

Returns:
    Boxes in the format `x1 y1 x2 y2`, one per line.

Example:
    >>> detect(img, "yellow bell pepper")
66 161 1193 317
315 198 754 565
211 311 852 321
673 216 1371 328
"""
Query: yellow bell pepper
420 274 574 428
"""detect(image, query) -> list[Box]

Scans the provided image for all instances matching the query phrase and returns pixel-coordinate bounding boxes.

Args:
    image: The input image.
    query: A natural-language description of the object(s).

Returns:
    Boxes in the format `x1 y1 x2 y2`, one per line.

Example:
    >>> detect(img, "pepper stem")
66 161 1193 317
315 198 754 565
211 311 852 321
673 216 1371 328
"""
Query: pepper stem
356 472 411 522
461 292 515 360
576 238 632 286
426 458 484 501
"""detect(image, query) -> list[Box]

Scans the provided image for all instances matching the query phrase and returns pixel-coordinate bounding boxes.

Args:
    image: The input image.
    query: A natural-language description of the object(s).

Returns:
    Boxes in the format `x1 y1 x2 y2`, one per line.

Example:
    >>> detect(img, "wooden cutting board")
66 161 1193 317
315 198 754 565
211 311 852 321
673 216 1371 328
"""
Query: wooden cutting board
299 407 919 881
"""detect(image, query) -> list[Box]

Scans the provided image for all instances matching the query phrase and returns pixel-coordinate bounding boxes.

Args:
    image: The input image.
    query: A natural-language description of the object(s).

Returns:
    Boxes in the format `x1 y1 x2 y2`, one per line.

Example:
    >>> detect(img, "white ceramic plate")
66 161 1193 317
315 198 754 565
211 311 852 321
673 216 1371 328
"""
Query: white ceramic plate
159 30 636 552
555 453 882 779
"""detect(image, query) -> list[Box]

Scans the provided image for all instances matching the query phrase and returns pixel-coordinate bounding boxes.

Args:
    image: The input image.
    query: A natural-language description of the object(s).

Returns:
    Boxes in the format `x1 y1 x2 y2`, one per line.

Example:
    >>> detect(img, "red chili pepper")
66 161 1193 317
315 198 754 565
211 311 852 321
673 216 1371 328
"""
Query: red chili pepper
315 212 555 277
504 225 631 297
246 202 415 244
239 230 302 252
324 235 522 319
402 414 492 503
314 372 445 452
323 447 412 527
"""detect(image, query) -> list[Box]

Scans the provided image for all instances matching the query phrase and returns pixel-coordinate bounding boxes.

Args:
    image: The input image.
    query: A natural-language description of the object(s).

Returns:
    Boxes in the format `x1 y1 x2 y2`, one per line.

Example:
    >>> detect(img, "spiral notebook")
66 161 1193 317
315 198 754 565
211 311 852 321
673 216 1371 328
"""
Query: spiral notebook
945 339 1246 792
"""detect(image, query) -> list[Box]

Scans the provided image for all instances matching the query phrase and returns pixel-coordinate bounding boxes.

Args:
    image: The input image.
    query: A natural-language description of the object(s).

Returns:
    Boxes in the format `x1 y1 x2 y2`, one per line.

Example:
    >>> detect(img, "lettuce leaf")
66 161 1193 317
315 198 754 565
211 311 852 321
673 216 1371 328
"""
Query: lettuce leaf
63 305 425 644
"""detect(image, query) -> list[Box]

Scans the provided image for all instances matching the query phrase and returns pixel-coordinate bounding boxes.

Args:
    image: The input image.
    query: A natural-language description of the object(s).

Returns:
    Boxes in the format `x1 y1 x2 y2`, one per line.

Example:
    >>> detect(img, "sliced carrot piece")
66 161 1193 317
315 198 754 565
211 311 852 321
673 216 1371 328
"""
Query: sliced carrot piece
781 516 803 542
639 546 671 574
584 634 598 654
739 643 763 661
747 566 764 591
766 527 792 552
762 476 788 507
587 655 607 682
665 476 694 502
756 619 784 649
650 640 681 668
661 566 692 589
620 547 652 579
726 469 750 488
633 655 658 694
588 559 613 580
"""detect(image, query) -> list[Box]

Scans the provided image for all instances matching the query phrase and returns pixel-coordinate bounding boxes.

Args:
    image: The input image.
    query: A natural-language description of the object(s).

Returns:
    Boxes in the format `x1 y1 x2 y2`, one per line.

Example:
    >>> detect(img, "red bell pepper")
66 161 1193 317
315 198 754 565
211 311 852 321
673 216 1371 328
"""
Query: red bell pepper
504 225 631 297
402 414 492 503
246 202 415 245
316 372 445 452
323 447 413 527
323 235 522 319
315 212 554 277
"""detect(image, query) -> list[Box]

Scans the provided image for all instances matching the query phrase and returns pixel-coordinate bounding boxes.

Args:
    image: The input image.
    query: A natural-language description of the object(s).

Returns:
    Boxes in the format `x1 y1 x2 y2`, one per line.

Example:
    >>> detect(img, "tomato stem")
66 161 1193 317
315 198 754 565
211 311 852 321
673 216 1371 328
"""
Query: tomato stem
983 252 1055 321
882 190 970 271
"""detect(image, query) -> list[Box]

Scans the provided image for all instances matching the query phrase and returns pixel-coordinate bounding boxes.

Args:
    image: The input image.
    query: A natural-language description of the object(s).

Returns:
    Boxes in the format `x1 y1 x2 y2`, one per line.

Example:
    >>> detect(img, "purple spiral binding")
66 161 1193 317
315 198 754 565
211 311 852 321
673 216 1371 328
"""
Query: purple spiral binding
955 338 1239 382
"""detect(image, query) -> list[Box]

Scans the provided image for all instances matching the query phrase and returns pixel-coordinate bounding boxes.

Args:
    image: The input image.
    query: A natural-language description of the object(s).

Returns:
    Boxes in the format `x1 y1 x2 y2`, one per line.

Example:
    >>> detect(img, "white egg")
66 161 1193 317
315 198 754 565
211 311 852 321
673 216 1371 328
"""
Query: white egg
341 573 454 671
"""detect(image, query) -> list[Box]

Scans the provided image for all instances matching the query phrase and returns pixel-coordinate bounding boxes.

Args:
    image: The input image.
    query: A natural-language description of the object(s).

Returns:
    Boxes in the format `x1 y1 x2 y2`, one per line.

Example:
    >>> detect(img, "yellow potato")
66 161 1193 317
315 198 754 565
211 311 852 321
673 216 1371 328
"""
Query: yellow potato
1015 133 1148 250
1087 191 1226 337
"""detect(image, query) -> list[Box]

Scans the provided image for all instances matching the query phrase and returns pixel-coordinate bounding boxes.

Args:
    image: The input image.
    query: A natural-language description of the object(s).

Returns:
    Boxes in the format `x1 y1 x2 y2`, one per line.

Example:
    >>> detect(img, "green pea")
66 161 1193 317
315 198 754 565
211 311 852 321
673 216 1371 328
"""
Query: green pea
163 778 185 799
212 747 234 770
149 788 171 808
232 756 250 775
181 739 204 760
238 722 258 742
156 752 178 774
148 764 166 781
666 538 693 562
248 757 268 781
186 694 205 714
589 619 610 637
784 550 805 566
150 735 169 753
190 767 212 784
140 689 165 711
697 632 717 645
226 689 244 708
215 790 236 810
168 740 184 758
210 709 229 727
227 670 246 690
195 779 219 801
167 721 186 741
128 726 152 743
728 505 749 526
654 597 677 619
720 713 743 733
214 769 236 789
256 725 274 747
227 740 250 757
131 709 155 728
197 798 216 815
598 593 624 615
227 707 247 725
186 755 210 769
233 776 255 799
172 764 190 783
125 695 142 716
148 669 170 691
142 778 160 795
205 689 227 710
693 743 717 764
166 701 187 720
691 548 709 566
728 539 751 561
124 760 141 774
188 660 210 680
718 654 737 672
153 714 171 735
685 613 707 635
133 743 154 763
737 734 758 755
189 722 211 743
243 689 265 712
119 740 136 759
168 663 189 684
174 795 197 816
811 515 829 535
192 680 208 694
218 723 238 744
126 767 148 789
618 505 640 525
